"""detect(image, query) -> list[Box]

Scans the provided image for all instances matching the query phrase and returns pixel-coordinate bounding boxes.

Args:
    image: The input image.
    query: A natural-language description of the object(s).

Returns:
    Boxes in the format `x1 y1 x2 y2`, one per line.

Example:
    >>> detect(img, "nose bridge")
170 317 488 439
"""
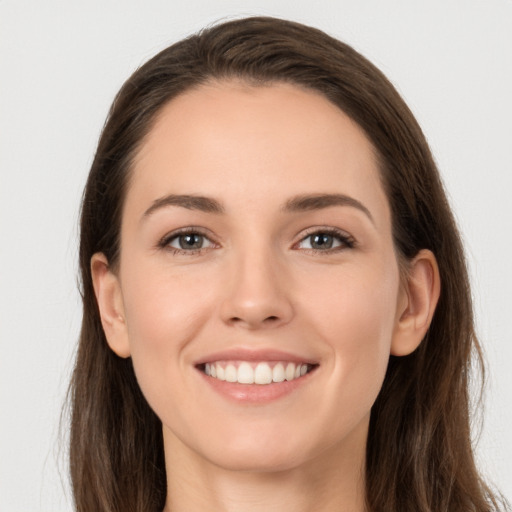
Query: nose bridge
220 235 293 329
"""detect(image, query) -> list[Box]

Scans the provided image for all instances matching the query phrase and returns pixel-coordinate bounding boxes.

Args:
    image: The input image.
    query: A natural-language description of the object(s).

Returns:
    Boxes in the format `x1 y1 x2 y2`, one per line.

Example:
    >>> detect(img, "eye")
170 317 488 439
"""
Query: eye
295 229 354 252
160 230 216 253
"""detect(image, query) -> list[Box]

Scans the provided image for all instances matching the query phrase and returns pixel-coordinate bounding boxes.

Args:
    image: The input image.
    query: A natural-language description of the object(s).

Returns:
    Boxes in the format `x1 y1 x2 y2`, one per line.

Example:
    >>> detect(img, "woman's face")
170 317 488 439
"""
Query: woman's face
111 82 406 472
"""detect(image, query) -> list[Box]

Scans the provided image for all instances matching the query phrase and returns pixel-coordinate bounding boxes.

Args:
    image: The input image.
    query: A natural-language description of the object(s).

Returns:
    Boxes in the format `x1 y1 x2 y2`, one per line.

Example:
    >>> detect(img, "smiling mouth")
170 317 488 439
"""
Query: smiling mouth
199 361 317 385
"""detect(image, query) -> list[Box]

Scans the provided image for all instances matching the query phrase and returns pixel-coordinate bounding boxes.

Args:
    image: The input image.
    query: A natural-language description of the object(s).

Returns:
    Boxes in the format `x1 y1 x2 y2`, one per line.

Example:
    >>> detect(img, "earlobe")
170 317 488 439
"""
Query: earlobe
90 253 131 358
391 249 441 356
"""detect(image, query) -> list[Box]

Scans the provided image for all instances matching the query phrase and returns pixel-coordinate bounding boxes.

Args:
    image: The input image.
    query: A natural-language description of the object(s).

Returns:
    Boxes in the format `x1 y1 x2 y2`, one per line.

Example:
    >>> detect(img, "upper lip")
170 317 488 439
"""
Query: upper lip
194 348 320 366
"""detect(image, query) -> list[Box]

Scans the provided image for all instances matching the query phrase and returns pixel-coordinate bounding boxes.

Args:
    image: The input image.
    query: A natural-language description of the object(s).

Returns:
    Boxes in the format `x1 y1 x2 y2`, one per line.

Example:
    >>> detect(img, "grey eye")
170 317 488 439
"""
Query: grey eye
299 232 345 250
309 233 335 249
168 233 213 250
180 234 203 249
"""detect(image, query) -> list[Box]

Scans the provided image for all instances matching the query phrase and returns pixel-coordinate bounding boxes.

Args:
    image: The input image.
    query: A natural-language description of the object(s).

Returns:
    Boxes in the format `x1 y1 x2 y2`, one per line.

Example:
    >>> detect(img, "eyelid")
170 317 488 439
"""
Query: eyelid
157 226 219 253
292 226 356 252
156 225 355 254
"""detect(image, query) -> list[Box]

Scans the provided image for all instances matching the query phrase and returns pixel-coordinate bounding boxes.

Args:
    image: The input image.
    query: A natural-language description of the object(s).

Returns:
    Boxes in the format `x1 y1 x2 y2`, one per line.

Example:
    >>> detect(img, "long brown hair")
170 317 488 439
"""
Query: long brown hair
70 16 508 511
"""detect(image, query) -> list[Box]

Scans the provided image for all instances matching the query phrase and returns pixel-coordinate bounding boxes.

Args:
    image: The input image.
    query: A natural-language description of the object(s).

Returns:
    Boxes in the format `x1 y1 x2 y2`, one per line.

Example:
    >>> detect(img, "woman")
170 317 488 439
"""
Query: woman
70 16 508 512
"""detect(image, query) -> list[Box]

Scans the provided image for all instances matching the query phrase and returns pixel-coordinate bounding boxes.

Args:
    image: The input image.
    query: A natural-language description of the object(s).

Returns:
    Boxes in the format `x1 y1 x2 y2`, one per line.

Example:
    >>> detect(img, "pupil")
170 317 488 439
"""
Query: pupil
179 234 202 249
312 234 333 249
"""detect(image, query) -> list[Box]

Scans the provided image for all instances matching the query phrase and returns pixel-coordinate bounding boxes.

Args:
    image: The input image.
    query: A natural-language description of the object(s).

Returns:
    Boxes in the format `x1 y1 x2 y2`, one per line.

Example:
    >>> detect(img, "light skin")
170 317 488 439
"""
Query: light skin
92 82 440 512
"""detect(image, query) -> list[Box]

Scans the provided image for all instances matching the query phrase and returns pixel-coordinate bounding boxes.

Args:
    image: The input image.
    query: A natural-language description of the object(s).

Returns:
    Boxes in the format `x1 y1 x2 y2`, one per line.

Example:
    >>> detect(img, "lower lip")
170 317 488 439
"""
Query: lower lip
197 368 316 404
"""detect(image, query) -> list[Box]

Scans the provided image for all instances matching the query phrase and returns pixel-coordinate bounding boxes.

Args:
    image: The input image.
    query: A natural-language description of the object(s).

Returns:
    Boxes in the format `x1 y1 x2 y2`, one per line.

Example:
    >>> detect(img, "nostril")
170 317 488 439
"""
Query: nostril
264 316 279 322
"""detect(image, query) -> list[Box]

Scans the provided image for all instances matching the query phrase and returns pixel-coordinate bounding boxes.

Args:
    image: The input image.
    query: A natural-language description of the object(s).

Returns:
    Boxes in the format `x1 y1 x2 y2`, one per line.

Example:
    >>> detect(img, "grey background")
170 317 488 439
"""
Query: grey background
1 1 511 510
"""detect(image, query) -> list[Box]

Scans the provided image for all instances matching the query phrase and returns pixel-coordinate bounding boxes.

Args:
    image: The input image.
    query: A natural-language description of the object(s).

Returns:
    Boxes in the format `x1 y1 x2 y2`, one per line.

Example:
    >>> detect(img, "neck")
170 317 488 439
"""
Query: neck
162 423 368 512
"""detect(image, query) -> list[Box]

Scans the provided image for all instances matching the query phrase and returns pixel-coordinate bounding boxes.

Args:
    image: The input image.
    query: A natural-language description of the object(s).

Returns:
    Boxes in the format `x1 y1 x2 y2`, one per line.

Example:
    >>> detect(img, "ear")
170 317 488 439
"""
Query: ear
90 253 131 358
391 249 441 356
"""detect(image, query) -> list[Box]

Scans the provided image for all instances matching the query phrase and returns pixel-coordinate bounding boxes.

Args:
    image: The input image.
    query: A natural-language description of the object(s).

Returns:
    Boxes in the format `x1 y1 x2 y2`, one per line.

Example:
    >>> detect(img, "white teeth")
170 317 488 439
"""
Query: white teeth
225 364 237 383
204 361 313 385
272 363 285 383
216 364 225 381
254 362 273 384
237 362 254 384
285 362 295 381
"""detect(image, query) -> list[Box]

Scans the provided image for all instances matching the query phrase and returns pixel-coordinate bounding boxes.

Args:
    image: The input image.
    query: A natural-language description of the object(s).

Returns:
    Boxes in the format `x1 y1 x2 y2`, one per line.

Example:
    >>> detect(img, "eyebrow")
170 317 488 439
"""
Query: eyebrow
142 192 374 224
282 193 374 224
143 194 225 218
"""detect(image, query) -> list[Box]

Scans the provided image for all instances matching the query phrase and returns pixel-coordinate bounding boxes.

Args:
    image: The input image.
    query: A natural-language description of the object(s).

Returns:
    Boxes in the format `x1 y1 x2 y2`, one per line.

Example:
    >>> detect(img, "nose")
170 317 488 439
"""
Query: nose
219 248 294 330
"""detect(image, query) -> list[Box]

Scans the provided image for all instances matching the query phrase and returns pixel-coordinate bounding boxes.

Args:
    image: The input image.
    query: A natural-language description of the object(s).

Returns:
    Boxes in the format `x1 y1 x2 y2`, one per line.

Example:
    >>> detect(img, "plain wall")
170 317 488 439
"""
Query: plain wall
1 1 511 510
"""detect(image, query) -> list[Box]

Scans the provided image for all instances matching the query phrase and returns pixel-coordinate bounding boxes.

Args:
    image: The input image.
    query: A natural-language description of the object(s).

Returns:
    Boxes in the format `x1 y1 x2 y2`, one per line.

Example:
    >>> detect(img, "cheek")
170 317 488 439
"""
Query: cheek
122 260 215 345
300 261 399 414
304 259 399 344
119 264 216 408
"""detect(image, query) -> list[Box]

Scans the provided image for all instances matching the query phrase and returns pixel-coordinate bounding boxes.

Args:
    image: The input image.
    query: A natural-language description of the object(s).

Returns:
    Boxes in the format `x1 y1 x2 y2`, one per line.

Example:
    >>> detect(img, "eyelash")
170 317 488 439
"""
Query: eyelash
158 227 355 255
158 227 216 255
294 227 355 253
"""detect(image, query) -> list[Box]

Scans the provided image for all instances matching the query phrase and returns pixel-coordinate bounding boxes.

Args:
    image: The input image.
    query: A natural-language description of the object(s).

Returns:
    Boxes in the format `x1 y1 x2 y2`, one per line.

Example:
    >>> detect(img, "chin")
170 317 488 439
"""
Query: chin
208 446 309 474
195 427 319 473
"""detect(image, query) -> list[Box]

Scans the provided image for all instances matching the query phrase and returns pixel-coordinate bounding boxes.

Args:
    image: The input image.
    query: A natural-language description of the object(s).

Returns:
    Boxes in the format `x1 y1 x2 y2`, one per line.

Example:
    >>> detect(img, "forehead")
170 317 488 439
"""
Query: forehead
128 81 390 225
